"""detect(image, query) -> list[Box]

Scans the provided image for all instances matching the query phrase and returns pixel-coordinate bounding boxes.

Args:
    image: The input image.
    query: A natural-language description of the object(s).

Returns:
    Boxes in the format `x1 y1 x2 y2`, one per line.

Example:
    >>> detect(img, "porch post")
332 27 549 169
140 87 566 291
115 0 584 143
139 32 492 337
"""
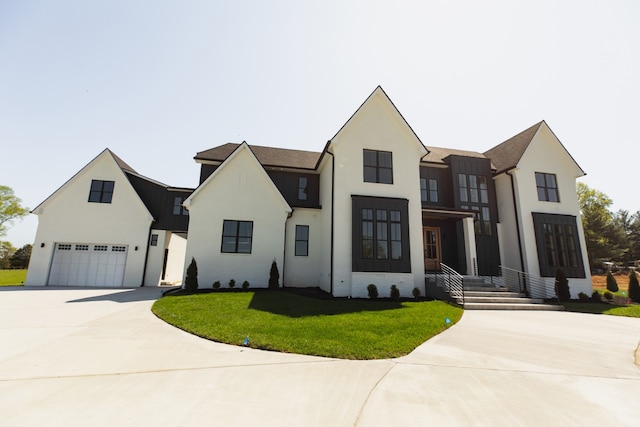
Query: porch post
462 217 477 276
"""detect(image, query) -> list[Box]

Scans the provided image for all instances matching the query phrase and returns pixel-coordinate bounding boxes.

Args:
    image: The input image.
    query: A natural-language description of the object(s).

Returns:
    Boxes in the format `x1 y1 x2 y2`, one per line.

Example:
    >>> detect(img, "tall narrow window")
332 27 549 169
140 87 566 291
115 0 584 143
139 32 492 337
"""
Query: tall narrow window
459 174 468 202
298 177 308 201
429 179 438 202
173 197 188 215
535 172 559 202
420 178 439 203
88 180 114 203
362 209 374 259
295 225 309 256
420 178 427 202
221 220 253 254
363 149 393 184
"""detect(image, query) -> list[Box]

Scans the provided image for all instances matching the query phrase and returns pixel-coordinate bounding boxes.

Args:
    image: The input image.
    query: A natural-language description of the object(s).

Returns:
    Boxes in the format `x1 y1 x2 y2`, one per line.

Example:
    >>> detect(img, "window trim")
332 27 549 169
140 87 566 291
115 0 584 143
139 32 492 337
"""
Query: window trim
363 149 393 184
88 180 115 204
420 178 439 203
221 220 253 254
532 213 585 278
294 225 309 256
535 172 560 202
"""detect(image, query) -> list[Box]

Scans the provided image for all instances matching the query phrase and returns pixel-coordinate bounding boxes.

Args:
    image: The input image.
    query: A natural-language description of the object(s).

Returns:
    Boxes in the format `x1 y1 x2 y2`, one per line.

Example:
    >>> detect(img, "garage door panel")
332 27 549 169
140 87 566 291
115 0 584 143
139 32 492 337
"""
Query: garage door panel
48 243 128 287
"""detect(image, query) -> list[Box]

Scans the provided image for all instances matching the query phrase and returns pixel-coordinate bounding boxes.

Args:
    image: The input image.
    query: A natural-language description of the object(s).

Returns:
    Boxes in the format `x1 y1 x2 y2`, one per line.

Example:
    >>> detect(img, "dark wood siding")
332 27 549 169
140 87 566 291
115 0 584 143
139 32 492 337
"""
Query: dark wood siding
125 173 191 232
419 166 453 208
199 164 219 184
267 171 320 208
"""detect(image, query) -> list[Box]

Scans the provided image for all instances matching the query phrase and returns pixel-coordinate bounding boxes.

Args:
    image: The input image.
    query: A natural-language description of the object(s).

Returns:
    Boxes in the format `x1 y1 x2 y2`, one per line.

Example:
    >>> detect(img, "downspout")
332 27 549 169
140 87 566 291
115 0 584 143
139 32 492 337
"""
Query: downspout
140 224 153 287
326 145 335 295
282 210 293 288
507 171 525 272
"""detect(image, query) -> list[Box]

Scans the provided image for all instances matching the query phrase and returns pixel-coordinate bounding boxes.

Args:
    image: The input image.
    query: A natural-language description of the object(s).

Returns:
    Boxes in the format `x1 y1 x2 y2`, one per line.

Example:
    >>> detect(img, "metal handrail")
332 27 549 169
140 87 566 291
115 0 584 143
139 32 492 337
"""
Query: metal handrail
426 263 464 305
498 266 551 299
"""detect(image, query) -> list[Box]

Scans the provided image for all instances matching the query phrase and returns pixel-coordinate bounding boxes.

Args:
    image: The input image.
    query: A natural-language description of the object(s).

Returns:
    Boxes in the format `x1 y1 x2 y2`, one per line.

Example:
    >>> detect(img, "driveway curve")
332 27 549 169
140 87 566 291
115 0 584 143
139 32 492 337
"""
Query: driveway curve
1 287 639 426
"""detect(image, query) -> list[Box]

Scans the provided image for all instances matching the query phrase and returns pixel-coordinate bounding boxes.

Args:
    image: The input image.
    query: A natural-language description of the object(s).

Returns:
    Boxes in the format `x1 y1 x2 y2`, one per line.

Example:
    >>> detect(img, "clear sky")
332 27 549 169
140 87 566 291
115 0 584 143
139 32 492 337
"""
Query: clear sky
1 0 638 247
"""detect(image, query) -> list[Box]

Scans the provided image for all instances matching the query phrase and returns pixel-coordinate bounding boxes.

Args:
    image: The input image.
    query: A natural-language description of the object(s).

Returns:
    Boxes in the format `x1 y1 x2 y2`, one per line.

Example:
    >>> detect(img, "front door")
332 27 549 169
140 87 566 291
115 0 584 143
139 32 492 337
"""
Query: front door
423 227 442 271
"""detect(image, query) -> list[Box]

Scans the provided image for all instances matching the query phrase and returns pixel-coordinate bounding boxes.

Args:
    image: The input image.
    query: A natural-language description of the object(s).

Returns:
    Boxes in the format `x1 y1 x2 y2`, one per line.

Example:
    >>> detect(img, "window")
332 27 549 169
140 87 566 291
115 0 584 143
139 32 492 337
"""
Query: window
221 220 253 254
458 174 492 235
363 149 393 184
88 180 114 203
295 225 309 256
57 244 72 251
421 178 439 203
298 177 308 201
75 244 89 251
536 172 559 202
150 234 158 247
532 213 585 278
352 196 410 273
112 246 126 252
94 245 108 251
173 197 188 215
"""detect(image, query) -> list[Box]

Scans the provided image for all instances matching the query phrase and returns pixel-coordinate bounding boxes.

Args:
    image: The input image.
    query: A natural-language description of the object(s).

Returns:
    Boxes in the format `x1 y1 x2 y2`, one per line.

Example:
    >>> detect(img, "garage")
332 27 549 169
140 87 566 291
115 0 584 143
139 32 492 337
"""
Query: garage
48 243 128 287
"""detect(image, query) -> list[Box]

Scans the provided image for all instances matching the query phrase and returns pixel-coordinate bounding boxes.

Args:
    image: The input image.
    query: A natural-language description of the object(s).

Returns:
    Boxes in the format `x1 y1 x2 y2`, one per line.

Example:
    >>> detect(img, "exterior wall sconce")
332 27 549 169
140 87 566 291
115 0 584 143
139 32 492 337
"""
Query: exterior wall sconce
40 243 45 248
134 246 138 251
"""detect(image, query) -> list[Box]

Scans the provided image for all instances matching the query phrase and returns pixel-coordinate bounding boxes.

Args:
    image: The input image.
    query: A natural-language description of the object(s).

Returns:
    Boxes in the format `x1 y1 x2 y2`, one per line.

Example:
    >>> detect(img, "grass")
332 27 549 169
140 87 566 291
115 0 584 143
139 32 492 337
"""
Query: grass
0 269 26 286
562 301 640 318
152 290 463 359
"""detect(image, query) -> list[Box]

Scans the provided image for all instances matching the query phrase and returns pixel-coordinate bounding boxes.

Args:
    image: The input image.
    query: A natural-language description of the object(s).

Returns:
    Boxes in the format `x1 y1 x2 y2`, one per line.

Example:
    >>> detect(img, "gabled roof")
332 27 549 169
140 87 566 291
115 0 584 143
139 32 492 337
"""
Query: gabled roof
483 121 544 174
186 142 292 212
422 146 489 165
195 143 321 170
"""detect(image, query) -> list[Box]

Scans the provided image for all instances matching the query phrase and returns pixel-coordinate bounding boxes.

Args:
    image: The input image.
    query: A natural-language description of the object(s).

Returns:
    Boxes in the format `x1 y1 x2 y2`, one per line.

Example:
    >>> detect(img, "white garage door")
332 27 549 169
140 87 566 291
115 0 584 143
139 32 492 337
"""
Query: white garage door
48 243 128 287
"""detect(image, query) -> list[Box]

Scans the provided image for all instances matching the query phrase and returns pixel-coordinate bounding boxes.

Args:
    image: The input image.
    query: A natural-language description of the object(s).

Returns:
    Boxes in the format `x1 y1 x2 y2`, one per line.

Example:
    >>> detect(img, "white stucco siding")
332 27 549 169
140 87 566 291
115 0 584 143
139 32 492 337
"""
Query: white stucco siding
284 208 322 287
494 172 522 271
511 125 592 297
329 89 427 297
184 145 291 288
143 231 187 286
26 151 153 287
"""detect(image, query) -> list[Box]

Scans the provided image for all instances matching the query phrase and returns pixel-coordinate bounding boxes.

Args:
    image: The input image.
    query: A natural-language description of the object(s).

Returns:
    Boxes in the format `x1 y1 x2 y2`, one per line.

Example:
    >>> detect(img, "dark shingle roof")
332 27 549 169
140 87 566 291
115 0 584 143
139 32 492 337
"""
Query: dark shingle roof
422 146 488 164
195 143 321 170
483 121 543 174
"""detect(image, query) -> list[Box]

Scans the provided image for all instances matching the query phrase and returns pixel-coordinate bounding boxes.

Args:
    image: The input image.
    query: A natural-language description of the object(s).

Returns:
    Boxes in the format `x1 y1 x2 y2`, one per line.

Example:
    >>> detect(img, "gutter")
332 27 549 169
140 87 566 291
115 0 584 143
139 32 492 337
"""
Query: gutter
327 144 335 295
282 210 293 288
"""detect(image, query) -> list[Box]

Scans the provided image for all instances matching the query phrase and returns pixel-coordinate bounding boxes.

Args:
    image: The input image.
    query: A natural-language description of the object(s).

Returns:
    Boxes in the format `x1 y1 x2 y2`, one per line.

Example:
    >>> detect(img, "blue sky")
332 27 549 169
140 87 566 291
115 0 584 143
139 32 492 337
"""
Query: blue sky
1 0 638 247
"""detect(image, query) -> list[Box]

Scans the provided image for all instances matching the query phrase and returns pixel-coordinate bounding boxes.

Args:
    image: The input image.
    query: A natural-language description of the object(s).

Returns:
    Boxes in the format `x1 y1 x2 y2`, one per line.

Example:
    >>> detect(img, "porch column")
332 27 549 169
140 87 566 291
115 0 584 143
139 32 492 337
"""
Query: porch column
462 217 477 275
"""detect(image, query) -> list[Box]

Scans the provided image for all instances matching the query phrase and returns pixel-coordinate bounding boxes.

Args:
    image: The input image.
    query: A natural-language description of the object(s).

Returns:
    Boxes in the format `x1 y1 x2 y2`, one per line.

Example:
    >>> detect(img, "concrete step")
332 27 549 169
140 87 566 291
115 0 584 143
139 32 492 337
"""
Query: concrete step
463 286 511 292
463 296 544 304
464 291 524 298
463 302 564 311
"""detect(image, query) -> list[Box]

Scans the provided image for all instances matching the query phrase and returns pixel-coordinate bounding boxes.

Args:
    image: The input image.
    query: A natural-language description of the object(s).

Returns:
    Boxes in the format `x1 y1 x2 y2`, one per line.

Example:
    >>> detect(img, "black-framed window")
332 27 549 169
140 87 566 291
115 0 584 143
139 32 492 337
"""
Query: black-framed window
295 225 309 256
352 196 410 273
532 213 585 278
535 172 559 202
363 149 393 184
88 180 114 203
459 174 492 235
221 220 253 254
173 197 188 215
150 234 158 246
298 177 308 201
420 178 438 203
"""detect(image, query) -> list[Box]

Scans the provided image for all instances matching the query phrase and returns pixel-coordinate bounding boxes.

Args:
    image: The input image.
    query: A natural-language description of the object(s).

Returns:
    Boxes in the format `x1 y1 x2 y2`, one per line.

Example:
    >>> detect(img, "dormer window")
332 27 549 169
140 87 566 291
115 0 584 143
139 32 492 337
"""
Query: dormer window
535 172 559 202
363 149 393 184
88 180 114 203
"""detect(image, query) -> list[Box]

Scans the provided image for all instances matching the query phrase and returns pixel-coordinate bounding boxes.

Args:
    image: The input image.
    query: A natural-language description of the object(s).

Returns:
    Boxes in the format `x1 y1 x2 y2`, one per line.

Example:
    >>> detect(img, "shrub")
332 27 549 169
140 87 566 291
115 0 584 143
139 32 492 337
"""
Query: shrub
228 279 236 288
606 270 619 292
554 269 570 302
604 290 613 301
184 258 199 292
242 280 250 289
628 270 640 303
577 292 589 301
269 260 280 289
390 284 400 300
212 280 221 289
590 290 601 302
367 284 378 299
412 287 421 299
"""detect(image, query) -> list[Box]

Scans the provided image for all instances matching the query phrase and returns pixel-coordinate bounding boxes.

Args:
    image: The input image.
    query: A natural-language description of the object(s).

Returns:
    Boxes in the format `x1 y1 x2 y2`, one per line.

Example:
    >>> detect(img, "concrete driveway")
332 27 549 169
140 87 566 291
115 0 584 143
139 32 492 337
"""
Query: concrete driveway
0 287 639 426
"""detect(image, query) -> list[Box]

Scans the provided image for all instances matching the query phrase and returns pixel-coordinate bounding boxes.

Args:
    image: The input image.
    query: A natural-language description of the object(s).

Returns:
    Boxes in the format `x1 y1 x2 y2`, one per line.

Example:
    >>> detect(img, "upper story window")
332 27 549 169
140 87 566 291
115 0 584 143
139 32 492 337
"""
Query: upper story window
298 177 308 201
363 149 393 184
459 174 491 236
173 197 188 215
221 220 253 254
88 180 114 203
420 178 438 203
535 172 559 202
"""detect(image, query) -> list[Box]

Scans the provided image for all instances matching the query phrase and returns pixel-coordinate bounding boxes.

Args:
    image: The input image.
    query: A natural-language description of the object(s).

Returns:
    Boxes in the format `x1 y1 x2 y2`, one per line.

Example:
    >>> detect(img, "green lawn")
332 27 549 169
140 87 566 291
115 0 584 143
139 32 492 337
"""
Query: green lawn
562 302 640 317
152 291 463 359
0 269 26 286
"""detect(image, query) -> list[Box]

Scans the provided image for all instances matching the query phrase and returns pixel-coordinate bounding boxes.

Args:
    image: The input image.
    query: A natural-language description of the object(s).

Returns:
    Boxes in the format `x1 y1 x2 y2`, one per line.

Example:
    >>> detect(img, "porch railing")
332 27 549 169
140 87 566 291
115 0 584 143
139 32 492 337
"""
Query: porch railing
493 266 552 299
425 263 464 305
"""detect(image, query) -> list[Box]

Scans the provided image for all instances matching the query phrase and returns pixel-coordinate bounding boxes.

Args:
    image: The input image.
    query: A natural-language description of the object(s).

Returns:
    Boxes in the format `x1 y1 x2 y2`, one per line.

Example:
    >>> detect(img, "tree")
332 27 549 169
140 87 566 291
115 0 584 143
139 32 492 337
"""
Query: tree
0 186 29 237
9 244 31 269
577 183 624 267
606 270 618 293
0 241 16 269
184 257 199 291
268 259 279 289
628 270 640 303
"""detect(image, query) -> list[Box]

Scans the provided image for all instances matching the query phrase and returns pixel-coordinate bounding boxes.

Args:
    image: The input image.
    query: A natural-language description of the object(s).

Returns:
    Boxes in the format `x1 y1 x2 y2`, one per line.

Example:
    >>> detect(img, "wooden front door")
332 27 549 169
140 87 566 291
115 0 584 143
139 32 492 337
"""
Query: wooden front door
423 226 442 271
